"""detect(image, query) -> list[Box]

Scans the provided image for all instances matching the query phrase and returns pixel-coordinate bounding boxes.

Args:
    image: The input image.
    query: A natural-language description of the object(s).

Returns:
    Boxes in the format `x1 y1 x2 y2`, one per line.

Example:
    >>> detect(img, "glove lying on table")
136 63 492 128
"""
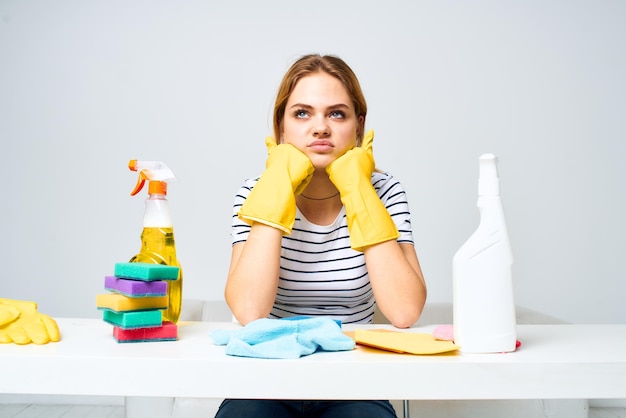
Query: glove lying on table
326 130 399 251
0 303 20 327
238 137 314 234
0 298 61 345
210 316 355 359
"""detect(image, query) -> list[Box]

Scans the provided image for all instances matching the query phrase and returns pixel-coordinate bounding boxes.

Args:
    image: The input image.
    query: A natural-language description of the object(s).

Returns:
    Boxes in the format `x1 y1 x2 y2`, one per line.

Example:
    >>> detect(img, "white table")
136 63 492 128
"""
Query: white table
1 319 625 402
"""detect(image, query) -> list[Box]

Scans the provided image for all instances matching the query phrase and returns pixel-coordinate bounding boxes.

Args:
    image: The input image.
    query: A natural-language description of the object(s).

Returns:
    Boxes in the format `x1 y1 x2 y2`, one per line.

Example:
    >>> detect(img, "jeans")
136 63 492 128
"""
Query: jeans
214 399 397 418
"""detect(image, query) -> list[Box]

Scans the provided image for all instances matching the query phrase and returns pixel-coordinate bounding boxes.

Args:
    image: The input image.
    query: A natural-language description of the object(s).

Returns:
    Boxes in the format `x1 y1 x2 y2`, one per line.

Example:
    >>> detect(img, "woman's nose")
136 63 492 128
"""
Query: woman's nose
312 118 330 137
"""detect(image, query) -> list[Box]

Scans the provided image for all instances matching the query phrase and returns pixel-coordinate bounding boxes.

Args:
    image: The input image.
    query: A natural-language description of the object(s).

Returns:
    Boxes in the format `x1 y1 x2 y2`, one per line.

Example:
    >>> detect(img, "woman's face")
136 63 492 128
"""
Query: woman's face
281 72 361 170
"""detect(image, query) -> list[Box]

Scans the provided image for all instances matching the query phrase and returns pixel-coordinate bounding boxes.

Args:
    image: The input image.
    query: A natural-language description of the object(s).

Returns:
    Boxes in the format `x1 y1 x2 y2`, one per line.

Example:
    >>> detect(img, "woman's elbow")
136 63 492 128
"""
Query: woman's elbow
387 294 426 328
389 311 421 329
225 293 271 325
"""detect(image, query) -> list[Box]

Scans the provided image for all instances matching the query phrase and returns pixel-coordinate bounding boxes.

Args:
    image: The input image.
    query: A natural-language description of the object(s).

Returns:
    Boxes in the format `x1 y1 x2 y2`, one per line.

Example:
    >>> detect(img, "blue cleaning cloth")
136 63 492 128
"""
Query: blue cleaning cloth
210 316 355 359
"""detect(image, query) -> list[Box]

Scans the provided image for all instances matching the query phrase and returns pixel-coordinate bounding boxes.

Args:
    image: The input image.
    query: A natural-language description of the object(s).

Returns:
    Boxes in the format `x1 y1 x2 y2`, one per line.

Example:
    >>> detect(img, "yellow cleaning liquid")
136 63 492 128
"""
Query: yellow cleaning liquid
130 226 182 324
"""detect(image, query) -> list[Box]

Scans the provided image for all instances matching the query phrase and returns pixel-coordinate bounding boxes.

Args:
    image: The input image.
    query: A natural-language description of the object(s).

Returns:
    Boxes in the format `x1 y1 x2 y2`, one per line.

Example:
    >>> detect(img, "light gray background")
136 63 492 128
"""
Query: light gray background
1 0 624 324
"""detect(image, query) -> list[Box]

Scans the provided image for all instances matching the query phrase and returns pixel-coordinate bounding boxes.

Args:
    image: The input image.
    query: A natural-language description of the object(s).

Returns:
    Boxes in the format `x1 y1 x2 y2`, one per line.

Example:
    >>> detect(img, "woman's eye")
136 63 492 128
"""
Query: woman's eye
330 110 345 119
294 110 308 118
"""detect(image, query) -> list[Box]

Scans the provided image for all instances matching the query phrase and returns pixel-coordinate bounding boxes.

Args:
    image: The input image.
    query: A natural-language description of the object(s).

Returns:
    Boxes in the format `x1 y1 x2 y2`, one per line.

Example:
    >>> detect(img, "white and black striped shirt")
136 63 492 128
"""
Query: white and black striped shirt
231 171 414 324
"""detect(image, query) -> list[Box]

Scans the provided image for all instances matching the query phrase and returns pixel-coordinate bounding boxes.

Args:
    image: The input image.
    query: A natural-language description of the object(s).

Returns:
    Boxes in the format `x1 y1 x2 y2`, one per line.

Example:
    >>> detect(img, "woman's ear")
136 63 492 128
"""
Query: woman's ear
356 115 366 146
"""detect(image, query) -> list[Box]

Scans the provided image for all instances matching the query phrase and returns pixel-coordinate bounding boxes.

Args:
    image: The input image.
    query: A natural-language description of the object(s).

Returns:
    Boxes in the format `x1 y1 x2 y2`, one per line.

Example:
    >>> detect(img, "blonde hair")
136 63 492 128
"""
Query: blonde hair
273 54 367 145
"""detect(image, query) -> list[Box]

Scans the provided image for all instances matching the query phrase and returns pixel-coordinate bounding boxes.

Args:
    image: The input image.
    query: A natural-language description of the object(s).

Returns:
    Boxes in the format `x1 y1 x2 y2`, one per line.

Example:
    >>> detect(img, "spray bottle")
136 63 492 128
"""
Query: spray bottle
128 159 183 324
452 154 516 353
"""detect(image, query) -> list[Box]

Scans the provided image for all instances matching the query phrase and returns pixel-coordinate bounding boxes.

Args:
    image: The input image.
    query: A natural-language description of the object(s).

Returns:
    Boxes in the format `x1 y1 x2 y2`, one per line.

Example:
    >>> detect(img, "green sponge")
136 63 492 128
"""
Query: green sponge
114 262 179 281
103 309 163 330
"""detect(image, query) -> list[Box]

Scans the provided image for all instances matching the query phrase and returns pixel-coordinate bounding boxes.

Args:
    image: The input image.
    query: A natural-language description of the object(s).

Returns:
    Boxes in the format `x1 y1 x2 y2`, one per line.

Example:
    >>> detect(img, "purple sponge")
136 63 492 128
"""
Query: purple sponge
105 276 167 297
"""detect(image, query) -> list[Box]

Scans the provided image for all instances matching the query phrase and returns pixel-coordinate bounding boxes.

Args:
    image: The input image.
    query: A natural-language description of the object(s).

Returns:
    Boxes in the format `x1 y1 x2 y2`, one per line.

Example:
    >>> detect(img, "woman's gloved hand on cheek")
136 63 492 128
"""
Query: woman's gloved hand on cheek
238 137 314 234
326 130 399 251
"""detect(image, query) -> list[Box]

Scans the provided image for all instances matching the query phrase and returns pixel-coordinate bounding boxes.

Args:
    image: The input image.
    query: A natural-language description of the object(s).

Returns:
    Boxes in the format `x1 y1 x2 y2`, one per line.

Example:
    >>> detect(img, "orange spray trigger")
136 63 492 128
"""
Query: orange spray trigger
130 172 149 196
128 159 176 196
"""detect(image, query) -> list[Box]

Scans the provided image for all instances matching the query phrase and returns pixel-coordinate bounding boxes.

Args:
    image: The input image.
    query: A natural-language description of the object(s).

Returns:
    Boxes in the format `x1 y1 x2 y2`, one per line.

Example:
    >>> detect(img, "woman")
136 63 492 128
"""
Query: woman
217 54 427 418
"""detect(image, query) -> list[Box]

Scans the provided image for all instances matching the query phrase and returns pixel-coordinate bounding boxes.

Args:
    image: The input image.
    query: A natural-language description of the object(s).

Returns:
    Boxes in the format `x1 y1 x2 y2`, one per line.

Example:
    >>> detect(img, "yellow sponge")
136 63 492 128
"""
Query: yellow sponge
96 293 168 313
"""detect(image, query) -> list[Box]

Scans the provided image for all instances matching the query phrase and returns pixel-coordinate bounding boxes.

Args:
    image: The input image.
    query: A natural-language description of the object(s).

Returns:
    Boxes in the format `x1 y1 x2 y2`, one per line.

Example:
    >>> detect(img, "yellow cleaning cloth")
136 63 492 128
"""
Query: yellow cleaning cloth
354 329 460 355
96 293 168 313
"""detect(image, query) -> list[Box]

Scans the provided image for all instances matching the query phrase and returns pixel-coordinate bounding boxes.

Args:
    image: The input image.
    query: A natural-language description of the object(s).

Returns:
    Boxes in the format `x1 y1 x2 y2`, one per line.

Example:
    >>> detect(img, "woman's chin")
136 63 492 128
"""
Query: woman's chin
309 156 336 171
312 162 332 172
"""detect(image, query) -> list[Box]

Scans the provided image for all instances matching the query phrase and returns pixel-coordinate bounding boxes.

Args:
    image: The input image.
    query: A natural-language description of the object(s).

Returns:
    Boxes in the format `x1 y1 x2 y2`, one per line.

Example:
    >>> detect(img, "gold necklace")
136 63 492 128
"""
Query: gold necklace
299 192 340 201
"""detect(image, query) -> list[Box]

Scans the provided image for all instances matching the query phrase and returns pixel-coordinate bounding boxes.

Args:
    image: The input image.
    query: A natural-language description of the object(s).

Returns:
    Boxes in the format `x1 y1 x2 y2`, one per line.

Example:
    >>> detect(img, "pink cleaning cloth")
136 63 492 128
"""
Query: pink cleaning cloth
433 324 455 341
432 324 522 350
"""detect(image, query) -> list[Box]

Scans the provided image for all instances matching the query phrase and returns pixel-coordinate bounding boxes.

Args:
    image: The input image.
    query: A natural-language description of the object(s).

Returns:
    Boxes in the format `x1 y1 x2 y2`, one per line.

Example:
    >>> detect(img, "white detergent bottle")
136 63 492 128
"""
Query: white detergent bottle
453 153 517 353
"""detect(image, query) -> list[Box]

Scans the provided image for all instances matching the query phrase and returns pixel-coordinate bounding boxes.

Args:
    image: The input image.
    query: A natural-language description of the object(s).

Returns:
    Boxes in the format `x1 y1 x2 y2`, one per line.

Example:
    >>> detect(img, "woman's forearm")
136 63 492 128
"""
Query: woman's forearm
225 223 283 325
364 241 427 328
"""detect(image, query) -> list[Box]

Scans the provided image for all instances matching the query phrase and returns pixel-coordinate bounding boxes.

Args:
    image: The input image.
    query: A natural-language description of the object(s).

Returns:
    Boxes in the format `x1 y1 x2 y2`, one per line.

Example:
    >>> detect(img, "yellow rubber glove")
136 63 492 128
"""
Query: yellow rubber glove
326 130 399 251
238 137 314 234
0 299 61 345
0 304 20 327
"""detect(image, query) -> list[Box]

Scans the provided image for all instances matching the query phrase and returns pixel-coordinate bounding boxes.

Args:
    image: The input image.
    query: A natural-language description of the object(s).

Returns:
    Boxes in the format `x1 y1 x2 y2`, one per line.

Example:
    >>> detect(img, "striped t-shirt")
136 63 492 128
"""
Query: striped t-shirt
231 171 414 324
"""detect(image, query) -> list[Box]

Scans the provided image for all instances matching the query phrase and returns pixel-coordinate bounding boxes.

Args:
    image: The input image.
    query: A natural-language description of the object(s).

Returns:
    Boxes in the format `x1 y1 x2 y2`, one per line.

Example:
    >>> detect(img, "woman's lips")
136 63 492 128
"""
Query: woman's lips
308 140 334 152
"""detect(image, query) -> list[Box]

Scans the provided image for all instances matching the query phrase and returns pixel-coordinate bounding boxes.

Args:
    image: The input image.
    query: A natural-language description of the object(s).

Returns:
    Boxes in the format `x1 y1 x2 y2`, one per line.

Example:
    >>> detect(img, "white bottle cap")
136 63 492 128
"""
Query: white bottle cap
478 153 500 196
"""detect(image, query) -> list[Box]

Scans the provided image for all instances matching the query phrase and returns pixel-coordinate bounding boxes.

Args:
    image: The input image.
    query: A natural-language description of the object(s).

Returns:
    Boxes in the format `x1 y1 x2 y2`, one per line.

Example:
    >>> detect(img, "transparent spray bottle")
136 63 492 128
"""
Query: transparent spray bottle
453 154 516 353
128 160 183 324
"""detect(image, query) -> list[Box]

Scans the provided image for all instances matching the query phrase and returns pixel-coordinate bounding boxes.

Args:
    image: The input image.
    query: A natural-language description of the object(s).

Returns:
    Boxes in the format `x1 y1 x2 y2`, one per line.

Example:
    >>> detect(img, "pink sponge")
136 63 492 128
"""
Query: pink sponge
113 321 178 343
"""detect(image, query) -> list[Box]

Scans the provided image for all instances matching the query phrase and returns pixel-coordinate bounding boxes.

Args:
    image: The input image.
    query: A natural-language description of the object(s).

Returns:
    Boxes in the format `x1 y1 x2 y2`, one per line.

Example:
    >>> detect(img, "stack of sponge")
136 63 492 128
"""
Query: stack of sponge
96 262 179 343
